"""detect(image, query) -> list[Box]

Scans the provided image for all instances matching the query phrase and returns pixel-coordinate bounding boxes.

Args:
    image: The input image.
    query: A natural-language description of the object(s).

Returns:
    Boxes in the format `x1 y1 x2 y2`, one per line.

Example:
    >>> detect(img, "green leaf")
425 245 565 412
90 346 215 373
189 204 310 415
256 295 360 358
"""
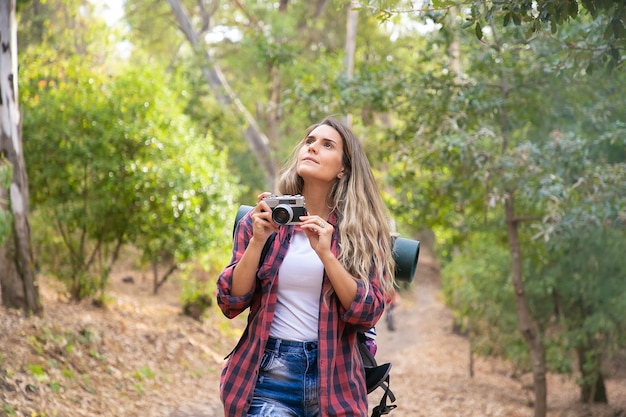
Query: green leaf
475 22 484 40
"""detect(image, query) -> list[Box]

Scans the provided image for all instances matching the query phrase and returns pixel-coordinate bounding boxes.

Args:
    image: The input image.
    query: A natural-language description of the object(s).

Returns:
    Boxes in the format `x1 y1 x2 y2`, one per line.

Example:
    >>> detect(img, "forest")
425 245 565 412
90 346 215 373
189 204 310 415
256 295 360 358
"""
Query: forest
0 1 625 416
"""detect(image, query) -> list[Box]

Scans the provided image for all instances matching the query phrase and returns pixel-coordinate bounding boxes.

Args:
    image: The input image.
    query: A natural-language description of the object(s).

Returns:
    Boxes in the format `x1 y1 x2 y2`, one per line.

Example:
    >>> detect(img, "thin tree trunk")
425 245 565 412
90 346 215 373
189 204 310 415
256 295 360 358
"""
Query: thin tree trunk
0 0 42 315
343 1 358 128
166 0 276 191
266 65 281 144
505 197 547 417
577 345 608 403
487 10 547 413
468 330 475 378
447 7 462 81
153 262 177 295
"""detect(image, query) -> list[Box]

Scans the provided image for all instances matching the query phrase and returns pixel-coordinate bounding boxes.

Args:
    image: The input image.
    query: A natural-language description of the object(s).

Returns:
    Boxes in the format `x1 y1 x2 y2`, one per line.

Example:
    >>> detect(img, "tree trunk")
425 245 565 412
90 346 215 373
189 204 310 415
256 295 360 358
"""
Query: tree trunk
0 0 42 315
152 261 177 295
577 345 608 403
446 7 462 81
343 1 358 128
166 0 276 191
489 11 547 412
505 196 546 417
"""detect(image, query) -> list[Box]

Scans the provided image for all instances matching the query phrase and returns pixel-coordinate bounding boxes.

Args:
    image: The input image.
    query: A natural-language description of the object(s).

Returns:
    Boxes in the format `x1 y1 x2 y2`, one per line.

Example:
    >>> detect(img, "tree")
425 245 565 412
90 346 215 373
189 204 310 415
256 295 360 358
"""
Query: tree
21 55 240 301
371 0 626 69
468 0 626 69
0 0 41 315
528 130 626 404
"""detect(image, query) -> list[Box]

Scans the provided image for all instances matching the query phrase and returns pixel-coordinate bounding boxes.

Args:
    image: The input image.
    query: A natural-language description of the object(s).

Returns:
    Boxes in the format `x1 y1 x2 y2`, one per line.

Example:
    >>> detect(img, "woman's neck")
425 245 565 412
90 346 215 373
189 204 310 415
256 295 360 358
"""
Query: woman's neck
301 187 332 220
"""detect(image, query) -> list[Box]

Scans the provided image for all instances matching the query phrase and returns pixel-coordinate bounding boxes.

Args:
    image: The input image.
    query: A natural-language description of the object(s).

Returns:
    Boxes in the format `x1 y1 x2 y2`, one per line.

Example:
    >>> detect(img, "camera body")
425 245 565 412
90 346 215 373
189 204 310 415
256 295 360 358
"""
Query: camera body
264 195 307 225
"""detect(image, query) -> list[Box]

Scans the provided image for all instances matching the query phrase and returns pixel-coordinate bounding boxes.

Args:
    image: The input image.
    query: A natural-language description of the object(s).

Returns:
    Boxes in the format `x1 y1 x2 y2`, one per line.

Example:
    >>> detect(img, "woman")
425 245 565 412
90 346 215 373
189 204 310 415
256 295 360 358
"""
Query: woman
217 116 395 417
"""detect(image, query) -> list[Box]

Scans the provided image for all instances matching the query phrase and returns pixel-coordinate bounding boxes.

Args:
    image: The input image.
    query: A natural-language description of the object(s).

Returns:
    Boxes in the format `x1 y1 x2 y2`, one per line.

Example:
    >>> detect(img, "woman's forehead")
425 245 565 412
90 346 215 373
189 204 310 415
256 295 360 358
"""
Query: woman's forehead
308 124 342 142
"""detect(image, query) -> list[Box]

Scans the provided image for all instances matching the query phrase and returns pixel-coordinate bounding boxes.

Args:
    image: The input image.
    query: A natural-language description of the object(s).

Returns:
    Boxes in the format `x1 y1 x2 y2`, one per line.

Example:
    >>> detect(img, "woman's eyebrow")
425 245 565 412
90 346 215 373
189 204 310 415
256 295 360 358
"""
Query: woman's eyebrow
307 134 337 144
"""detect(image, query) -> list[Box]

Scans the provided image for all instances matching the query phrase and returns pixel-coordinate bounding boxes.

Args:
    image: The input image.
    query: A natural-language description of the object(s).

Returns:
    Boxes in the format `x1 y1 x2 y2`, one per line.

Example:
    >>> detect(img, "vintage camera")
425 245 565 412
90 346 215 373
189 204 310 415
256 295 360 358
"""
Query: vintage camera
263 195 308 225
233 204 420 282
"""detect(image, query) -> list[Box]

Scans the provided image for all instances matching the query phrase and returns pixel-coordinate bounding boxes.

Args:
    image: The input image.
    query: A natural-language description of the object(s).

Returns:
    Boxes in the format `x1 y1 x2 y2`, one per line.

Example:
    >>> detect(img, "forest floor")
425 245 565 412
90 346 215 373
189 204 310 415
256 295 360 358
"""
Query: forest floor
1 246 626 417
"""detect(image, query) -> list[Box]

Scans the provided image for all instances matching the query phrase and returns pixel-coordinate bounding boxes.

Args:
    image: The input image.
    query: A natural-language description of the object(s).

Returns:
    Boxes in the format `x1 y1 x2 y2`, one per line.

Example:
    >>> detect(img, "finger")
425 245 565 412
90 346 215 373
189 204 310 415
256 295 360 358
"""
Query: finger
256 191 272 203
256 200 271 213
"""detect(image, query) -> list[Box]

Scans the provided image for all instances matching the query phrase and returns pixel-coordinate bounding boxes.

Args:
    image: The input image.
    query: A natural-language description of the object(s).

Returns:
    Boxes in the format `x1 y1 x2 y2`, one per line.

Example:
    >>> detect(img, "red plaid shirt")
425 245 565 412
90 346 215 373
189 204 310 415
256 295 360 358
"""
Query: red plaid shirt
217 210 386 417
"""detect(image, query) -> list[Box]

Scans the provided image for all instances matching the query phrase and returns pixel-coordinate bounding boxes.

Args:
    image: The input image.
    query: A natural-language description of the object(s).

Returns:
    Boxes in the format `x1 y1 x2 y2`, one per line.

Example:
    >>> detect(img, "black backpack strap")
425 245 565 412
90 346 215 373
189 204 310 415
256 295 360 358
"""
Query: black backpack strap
258 233 276 268
371 375 397 417
233 205 275 268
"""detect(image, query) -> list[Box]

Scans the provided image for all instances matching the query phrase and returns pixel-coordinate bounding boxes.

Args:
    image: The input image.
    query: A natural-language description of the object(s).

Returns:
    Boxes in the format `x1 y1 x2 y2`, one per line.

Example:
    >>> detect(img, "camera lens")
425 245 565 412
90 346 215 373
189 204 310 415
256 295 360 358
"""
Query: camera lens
272 205 293 225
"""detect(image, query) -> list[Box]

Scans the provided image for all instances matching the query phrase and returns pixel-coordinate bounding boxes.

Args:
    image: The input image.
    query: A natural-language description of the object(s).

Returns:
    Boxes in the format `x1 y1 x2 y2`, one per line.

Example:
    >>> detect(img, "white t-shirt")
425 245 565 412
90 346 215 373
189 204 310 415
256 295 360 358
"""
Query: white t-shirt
269 230 323 341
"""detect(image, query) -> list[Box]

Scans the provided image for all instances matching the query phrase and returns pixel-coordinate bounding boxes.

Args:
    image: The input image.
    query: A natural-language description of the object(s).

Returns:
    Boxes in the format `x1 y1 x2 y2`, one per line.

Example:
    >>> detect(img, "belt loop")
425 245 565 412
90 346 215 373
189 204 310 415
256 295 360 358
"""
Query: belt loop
269 336 281 352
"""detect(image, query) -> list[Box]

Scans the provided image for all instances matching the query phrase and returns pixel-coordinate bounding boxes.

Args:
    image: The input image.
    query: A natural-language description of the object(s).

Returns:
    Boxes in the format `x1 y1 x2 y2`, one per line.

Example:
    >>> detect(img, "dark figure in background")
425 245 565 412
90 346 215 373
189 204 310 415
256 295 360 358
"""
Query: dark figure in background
385 290 399 332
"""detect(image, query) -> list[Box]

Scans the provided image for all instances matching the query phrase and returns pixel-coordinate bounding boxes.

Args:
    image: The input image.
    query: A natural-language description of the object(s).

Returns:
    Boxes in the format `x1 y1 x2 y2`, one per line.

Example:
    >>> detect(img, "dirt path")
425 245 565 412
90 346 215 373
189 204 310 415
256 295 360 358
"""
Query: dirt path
370 247 626 417
370 248 535 417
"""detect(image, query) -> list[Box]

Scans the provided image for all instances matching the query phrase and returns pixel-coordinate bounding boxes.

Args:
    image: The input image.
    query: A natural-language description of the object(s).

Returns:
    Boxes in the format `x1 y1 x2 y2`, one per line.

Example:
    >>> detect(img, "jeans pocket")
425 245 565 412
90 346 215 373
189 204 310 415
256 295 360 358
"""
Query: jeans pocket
259 350 277 371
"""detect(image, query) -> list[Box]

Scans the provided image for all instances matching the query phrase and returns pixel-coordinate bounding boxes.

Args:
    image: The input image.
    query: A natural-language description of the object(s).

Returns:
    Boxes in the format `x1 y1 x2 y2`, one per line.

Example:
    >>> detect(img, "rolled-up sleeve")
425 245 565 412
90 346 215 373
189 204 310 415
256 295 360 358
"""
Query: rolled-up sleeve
216 213 256 319
339 267 386 331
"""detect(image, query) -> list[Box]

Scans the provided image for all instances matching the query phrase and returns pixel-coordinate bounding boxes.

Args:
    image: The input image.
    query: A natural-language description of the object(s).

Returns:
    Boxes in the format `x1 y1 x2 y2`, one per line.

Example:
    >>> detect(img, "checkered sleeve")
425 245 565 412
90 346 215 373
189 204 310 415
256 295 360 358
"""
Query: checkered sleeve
340 267 386 331
216 212 256 319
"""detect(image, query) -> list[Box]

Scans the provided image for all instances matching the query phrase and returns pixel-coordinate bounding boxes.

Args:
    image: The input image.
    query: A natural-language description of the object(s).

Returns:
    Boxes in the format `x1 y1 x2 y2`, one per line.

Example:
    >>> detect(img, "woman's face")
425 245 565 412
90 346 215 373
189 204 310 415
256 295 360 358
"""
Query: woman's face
296 124 345 184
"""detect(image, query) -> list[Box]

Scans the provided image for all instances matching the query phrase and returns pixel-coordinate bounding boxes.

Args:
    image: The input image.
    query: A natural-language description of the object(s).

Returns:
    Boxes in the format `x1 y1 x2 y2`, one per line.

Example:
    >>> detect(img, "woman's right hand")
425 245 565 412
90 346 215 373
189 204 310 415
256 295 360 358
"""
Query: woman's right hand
252 192 279 242
229 192 278 297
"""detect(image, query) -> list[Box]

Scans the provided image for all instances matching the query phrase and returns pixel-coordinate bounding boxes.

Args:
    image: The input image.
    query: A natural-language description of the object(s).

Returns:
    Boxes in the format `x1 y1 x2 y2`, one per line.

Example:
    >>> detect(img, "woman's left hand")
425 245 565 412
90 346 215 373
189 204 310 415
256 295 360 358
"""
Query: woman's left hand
300 215 333 255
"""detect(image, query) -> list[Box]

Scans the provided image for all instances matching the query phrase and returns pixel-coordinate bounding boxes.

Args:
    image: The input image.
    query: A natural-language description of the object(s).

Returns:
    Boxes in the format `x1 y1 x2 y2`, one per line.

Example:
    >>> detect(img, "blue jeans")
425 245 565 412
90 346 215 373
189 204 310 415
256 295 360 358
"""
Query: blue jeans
247 337 320 417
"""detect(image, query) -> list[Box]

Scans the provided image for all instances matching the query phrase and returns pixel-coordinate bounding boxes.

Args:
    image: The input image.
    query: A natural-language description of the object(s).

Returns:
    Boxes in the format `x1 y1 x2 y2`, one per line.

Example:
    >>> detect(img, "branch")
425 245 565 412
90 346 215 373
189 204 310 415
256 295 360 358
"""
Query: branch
511 215 543 224
154 263 178 294
166 0 276 190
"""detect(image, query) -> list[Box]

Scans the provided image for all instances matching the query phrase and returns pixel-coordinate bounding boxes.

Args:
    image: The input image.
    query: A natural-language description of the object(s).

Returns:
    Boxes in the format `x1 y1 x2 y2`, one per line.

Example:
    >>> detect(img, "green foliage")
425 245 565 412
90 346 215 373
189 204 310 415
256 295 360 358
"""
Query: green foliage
353 4 626 395
21 49 240 301
180 276 214 321
374 0 625 69
26 363 49 382
49 381 61 393
134 366 155 380
18 0 118 64
2 404 16 415
534 224 626 363
442 232 530 369
436 0 624 69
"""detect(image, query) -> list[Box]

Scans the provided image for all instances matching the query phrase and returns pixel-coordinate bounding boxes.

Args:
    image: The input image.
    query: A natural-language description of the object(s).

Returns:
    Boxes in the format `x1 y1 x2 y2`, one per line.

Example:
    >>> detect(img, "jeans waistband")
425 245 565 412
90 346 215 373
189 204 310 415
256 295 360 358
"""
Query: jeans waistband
266 336 318 352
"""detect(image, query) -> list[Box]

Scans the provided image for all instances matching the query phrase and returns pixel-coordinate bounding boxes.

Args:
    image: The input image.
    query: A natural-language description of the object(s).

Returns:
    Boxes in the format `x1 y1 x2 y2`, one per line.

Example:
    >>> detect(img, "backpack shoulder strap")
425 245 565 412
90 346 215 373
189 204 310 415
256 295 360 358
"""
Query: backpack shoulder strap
258 233 276 268
371 375 397 417
358 333 397 416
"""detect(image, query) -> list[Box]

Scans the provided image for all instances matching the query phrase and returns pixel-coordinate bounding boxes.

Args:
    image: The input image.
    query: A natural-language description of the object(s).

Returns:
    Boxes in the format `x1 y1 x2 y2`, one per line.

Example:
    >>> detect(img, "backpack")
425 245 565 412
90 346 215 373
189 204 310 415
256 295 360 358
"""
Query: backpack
359 331 397 417
233 207 398 416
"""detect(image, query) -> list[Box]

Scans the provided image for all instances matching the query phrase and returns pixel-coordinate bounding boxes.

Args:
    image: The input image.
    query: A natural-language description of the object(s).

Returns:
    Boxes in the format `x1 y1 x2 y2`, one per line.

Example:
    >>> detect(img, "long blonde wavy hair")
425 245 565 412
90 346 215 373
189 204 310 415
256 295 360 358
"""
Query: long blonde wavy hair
277 116 395 295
